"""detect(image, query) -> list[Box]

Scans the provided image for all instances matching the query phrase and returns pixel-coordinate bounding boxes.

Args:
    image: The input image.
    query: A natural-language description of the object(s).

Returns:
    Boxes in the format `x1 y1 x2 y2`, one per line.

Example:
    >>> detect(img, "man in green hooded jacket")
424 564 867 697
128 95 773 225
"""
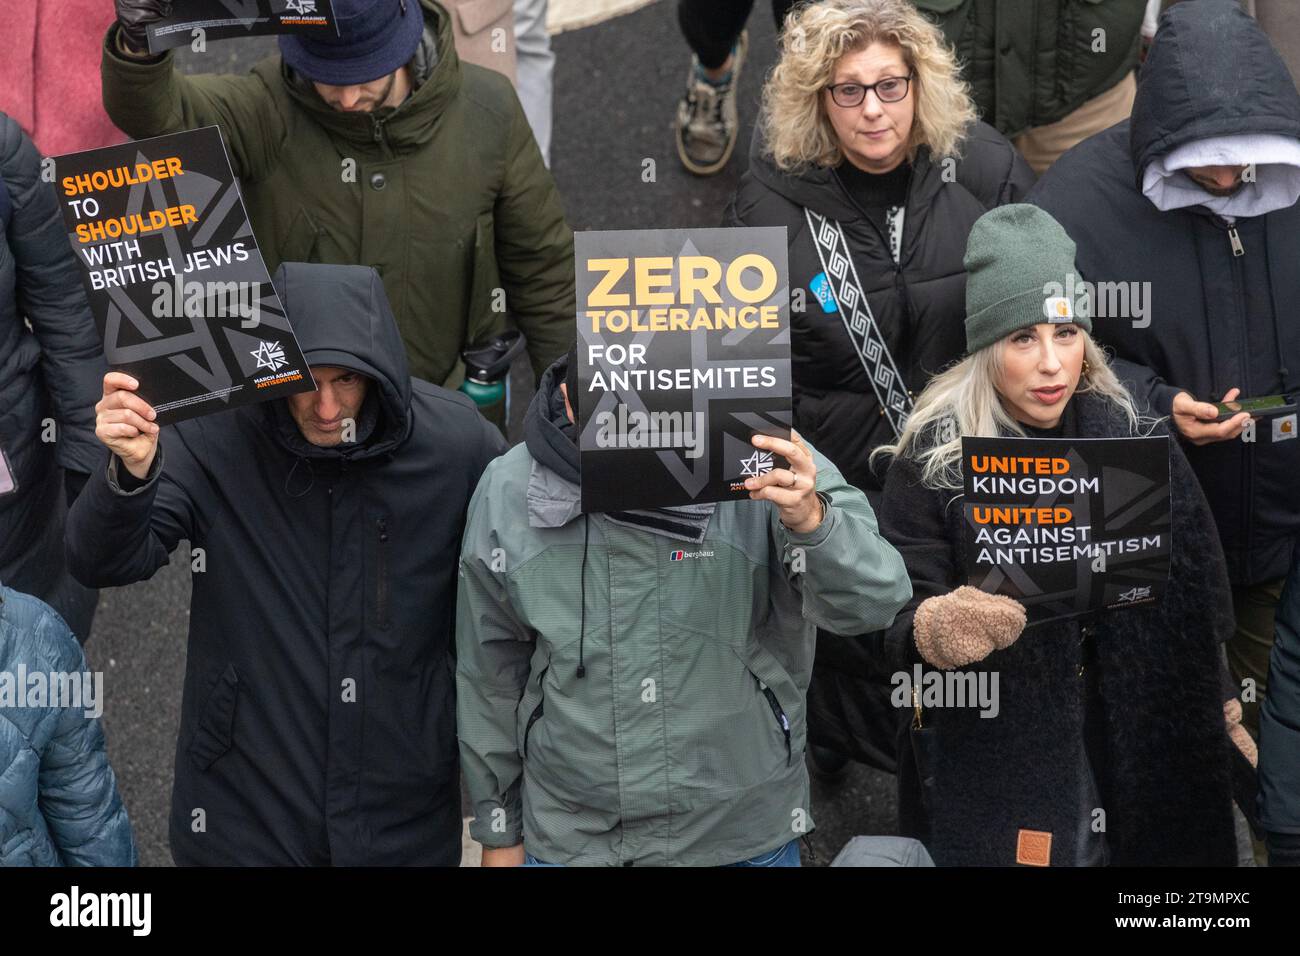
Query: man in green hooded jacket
104 0 574 426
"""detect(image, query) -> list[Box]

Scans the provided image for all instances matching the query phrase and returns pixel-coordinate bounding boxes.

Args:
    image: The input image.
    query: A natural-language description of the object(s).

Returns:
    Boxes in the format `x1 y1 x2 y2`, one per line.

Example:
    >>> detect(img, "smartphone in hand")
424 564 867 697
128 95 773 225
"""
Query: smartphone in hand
1214 394 1297 422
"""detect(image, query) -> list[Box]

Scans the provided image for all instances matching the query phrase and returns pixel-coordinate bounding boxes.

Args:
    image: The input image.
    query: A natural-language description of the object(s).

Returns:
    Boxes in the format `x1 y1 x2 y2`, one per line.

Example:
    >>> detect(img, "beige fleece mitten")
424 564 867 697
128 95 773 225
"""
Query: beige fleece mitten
913 585 1027 670
1224 697 1258 768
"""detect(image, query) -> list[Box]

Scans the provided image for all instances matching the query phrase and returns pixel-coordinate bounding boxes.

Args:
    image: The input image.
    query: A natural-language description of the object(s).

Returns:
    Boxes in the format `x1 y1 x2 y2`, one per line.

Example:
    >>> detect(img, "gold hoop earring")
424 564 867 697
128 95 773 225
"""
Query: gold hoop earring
1081 358 1092 377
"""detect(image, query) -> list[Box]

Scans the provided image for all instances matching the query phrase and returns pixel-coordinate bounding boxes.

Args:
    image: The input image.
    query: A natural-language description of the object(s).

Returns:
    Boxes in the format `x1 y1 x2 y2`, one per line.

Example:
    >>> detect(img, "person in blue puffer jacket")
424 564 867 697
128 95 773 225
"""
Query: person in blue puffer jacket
0 584 136 866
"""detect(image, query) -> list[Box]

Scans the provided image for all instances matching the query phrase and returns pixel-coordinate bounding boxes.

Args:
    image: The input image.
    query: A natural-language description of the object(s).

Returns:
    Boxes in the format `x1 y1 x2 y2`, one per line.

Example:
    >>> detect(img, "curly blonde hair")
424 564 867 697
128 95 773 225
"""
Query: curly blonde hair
761 0 977 172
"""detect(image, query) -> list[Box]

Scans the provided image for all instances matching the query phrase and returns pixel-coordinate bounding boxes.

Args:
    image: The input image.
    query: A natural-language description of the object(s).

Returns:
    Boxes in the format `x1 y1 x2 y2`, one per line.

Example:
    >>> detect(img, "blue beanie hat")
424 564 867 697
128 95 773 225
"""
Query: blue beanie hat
279 0 425 86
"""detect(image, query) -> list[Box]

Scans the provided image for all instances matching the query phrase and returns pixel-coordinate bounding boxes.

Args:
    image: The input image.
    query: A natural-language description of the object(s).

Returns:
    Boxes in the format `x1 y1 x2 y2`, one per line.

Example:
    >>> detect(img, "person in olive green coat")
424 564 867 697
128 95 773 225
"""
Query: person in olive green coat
456 352 912 866
102 0 574 427
914 0 1147 173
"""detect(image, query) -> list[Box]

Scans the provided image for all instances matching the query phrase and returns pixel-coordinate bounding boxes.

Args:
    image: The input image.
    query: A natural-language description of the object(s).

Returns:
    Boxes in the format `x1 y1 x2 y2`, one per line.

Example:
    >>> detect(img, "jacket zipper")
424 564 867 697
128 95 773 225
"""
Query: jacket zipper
376 517 390 629
1228 225 1245 257
523 666 549 758
757 678 793 766
1224 220 1254 578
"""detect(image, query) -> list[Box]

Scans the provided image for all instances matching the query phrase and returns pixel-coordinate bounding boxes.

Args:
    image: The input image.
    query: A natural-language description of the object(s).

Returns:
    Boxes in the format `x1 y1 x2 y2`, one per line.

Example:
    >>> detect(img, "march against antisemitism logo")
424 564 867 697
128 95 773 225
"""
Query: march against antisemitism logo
251 340 288 372
1115 585 1153 605
739 449 774 478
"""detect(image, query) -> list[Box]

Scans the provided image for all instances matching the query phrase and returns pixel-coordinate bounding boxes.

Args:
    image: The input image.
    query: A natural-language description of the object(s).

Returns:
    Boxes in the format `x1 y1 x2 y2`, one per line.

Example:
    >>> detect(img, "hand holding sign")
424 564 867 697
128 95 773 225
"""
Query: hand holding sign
745 430 821 534
913 586 1026 669
114 0 173 54
96 372 160 480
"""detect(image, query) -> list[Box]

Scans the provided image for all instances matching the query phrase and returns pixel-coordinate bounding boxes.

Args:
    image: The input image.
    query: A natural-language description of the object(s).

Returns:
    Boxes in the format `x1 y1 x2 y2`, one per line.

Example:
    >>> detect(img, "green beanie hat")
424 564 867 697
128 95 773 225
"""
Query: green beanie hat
963 204 1091 354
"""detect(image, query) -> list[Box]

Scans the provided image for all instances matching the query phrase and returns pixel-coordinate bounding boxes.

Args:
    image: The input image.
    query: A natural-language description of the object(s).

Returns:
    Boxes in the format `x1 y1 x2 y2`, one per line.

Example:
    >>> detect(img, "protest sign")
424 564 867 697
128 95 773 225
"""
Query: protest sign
574 227 792 513
146 0 338 53
962 435 1171 623
54 126 313 425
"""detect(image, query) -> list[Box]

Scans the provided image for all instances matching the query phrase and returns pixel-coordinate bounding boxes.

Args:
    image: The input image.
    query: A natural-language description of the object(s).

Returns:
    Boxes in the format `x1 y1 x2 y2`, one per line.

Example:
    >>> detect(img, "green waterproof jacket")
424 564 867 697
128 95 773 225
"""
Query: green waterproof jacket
455 441 912 866
916 0 1146 137
99 0 574 411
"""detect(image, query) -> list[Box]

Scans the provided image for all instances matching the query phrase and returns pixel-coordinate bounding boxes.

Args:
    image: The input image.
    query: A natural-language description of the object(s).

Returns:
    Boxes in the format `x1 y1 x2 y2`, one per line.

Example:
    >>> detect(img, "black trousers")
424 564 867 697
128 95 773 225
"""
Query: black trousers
678 0 806 69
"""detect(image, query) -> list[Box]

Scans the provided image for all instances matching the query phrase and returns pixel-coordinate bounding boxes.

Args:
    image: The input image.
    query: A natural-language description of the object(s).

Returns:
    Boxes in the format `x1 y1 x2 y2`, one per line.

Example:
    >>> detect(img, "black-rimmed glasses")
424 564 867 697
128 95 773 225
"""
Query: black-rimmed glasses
826 73 913 108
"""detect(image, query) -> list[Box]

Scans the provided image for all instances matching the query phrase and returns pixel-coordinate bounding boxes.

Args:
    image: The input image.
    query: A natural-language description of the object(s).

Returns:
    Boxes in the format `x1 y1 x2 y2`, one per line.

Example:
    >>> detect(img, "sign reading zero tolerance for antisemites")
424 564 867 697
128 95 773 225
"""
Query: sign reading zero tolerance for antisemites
575 228 792 513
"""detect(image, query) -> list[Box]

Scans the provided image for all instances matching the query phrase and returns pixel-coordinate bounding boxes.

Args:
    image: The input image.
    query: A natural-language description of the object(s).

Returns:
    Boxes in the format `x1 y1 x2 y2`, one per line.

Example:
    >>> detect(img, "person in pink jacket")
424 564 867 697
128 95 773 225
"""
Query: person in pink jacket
0 0 124 156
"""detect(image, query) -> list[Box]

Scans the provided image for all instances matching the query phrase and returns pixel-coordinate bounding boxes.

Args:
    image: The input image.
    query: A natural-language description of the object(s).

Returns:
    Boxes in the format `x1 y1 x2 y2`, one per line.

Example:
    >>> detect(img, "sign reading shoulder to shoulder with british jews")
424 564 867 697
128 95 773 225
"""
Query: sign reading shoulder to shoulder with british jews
54 126 314 426
574 227 792 513
961 435 1171 624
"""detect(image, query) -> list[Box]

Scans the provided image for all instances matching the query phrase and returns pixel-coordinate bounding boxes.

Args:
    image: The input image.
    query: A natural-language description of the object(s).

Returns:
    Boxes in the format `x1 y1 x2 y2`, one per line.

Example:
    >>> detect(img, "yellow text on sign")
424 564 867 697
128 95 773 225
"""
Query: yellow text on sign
585 254 779 307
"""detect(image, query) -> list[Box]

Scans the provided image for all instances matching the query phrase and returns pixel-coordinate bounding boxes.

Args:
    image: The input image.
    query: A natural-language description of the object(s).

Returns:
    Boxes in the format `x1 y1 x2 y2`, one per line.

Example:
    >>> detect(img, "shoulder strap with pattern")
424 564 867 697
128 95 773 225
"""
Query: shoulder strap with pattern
804 207 913 438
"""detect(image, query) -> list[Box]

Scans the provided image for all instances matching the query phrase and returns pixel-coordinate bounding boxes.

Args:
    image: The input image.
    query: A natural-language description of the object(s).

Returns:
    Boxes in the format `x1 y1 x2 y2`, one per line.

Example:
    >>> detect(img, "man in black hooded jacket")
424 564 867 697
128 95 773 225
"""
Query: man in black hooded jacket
1029 0 1300 862
65 262 505 865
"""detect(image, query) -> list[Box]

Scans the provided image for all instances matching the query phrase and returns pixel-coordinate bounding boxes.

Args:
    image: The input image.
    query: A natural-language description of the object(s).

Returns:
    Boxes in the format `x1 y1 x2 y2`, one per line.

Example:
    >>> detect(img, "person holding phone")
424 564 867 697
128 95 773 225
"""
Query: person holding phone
1028 3 1300 863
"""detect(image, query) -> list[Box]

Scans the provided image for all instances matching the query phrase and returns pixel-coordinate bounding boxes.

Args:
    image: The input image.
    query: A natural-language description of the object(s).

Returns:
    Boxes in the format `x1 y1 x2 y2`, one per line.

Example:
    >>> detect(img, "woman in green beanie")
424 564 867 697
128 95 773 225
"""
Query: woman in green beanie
864 203 1251 866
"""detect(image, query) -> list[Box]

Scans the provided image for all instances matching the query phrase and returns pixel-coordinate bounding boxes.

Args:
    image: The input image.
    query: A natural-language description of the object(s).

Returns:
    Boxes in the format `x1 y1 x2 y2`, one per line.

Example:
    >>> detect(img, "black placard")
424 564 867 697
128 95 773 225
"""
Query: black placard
962 435 1171 624
574 227 792 513
146 0 339 53
53 126 314 425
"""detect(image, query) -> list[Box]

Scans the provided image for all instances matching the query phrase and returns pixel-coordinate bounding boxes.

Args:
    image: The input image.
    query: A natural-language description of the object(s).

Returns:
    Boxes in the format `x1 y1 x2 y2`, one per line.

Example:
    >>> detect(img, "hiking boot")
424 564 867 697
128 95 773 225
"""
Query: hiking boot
674 30 748 176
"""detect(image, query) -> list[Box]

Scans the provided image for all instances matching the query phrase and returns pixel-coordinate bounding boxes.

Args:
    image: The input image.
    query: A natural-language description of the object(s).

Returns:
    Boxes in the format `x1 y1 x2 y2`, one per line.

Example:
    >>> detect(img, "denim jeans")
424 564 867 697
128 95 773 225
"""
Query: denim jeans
524 839 801 867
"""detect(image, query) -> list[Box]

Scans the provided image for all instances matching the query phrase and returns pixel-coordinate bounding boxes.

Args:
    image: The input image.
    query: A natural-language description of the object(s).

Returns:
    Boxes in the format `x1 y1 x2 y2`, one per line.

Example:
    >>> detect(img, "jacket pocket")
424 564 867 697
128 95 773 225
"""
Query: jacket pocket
187 664 239 771
465 211 506 349
733 645 802 768
521 664 549 759
281 207 323 264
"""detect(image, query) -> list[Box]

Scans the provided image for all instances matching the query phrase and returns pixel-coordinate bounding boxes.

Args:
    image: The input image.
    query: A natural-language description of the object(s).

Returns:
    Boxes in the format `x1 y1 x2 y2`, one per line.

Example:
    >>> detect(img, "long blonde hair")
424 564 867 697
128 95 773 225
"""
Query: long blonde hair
872 333 1152 491
761 0 978 172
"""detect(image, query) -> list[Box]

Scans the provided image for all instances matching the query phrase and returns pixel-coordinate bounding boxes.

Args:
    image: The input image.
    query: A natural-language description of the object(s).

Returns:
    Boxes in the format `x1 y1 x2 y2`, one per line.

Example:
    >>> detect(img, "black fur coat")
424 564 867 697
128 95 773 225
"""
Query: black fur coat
874 389 1238 866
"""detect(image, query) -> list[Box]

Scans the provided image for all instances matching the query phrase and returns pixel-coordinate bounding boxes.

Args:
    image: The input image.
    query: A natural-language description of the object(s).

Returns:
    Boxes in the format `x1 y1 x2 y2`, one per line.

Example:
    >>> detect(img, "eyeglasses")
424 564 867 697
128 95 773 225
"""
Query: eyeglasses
826 74 913 108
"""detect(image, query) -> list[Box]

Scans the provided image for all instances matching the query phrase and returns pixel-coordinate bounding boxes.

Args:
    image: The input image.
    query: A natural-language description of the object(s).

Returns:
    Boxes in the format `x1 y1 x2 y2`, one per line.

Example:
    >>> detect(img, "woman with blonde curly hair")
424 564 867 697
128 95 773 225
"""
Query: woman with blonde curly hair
726 0 1032 777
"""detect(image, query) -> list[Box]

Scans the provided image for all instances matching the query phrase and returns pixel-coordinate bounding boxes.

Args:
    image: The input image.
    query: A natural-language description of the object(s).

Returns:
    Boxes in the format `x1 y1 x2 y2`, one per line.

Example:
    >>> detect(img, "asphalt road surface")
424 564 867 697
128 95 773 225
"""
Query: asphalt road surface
85 0 904 866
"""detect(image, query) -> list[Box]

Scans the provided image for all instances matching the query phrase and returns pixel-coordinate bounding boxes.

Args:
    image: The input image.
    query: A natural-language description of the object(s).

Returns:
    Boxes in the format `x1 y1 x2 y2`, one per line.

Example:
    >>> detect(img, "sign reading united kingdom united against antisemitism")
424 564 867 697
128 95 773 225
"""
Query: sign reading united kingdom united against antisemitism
575 227 792 513
962 436 1171 624
146 0 339 53
54 126 314 425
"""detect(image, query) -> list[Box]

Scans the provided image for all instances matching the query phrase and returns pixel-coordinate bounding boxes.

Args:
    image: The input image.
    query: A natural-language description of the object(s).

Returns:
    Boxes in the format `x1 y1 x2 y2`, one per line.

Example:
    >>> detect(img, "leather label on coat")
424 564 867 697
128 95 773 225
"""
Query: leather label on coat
1016 828 1053 867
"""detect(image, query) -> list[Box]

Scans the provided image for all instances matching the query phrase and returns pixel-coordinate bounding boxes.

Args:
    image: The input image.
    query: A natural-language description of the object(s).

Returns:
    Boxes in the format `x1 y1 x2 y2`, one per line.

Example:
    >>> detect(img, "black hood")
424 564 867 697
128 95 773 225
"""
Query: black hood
267 262 413 462
524 352 580 485
1130 0 1300 182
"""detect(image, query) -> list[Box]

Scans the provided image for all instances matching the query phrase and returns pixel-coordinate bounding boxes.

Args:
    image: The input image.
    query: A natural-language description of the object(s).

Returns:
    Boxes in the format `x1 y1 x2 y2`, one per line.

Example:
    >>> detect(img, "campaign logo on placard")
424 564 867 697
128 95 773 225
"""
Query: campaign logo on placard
251 340 288 372
1115 585 1153 605
739 449 774 478
285 0 318 13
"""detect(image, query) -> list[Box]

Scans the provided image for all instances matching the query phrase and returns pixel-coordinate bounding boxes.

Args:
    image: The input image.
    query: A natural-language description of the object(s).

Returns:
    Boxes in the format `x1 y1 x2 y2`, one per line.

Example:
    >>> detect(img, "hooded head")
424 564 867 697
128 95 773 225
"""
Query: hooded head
269 262 413 461
1131 0 1300 218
